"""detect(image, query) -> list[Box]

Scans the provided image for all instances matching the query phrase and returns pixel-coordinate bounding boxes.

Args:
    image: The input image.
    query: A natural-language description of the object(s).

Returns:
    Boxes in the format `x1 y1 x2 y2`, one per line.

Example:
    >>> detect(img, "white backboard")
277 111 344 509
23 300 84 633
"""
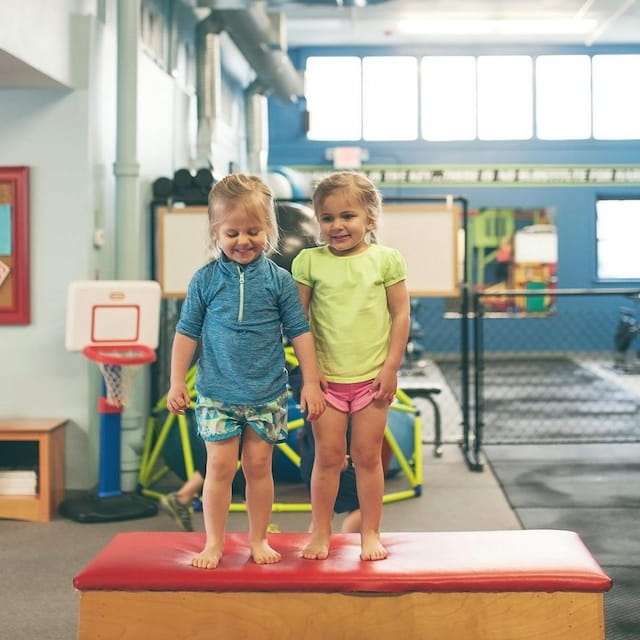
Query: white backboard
65 280 161 352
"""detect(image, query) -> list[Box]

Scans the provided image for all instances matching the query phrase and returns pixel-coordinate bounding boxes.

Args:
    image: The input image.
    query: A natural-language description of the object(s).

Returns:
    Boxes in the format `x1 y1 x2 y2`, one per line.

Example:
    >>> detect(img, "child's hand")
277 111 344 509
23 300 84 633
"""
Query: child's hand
299 381 326 422
167 383 191 415
371 368 397 404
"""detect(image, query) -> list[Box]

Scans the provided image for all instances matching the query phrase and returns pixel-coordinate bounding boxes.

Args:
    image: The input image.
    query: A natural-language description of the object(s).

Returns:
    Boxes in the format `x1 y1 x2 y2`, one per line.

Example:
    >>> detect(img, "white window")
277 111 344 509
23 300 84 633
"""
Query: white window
596 199 640 280
536 55 591 140
421 57 476 141
593 55 640 140
362 57 418 141
477 56 533 140
305 57 362 140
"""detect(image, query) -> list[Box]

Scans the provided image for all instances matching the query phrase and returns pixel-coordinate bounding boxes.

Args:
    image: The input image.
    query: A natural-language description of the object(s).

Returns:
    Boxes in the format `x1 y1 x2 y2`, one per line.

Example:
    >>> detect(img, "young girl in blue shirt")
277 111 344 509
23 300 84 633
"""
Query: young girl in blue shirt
167 173 324 569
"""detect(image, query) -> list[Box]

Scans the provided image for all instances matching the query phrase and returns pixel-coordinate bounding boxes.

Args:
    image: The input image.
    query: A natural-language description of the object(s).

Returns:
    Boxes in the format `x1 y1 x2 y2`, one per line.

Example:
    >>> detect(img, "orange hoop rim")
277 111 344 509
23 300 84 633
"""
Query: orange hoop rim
82 344 156 366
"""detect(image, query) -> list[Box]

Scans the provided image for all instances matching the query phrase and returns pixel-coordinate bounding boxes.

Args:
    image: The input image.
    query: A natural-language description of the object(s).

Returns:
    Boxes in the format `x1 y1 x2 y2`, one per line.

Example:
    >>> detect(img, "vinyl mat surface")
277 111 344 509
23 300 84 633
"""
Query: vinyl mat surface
485 443 640 640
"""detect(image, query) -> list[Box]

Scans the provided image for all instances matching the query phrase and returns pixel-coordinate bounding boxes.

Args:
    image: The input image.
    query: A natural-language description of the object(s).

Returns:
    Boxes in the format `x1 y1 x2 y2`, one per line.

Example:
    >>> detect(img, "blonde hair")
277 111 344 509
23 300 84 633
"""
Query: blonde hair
312 170 382 242
207 173 279 258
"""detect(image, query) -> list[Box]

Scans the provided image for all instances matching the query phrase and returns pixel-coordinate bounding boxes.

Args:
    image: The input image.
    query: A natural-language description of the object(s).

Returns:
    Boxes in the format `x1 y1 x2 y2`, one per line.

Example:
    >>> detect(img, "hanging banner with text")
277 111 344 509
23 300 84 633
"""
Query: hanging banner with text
290 165 640 188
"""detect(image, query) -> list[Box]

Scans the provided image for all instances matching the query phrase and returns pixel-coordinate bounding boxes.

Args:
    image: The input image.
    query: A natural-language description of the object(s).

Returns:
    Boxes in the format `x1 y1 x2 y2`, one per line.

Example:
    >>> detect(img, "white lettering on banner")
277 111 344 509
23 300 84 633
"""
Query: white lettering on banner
497 169 517 182
293 166 640 187
589 169 614 182
613 169 640 182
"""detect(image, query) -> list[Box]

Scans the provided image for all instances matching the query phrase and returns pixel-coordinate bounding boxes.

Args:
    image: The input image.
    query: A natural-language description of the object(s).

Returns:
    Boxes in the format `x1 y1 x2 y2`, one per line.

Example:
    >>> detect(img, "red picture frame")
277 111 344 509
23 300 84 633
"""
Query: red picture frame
0 166 30 324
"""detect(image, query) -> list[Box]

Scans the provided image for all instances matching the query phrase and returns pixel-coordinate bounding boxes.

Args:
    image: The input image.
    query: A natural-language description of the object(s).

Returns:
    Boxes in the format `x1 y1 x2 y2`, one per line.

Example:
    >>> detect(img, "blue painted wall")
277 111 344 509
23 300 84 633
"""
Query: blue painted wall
268 44 640 353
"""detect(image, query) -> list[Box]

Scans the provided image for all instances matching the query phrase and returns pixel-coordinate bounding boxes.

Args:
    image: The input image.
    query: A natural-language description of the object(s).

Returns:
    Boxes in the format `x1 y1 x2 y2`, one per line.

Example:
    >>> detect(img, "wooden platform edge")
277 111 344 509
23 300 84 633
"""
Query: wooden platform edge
78 590 606 640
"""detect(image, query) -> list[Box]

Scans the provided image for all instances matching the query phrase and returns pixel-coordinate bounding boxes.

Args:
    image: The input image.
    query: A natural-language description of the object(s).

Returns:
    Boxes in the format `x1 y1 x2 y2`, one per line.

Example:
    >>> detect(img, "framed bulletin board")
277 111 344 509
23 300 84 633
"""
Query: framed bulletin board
155 205 209 297
0 167 30 324
380 203 461 296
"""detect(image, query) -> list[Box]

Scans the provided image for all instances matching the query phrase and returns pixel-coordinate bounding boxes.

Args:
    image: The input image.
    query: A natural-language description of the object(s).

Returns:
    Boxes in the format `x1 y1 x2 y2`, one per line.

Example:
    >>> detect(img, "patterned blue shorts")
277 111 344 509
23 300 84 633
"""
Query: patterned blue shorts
195 391 289 444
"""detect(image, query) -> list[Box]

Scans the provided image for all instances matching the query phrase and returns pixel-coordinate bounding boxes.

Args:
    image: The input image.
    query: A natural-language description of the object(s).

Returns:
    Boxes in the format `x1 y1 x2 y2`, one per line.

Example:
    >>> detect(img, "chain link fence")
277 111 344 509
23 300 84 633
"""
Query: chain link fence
151 289 640 470
433 289 640 463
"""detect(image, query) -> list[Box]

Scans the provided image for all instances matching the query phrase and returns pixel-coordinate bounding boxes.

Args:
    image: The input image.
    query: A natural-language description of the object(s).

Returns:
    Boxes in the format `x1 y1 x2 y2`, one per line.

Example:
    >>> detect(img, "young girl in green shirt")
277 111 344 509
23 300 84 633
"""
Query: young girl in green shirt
292 171 410 561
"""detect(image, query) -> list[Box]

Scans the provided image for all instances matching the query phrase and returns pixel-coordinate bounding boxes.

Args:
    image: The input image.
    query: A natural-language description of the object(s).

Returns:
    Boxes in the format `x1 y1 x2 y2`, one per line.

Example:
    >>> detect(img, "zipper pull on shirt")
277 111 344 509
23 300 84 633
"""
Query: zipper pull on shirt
237 265 245 323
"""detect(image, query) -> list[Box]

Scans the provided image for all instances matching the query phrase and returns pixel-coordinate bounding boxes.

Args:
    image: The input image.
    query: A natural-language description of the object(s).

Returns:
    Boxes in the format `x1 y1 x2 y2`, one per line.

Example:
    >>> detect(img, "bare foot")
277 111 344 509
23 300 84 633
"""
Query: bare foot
360 532 387 561
191 543 223 569
301 532 330 560
251 539 281 565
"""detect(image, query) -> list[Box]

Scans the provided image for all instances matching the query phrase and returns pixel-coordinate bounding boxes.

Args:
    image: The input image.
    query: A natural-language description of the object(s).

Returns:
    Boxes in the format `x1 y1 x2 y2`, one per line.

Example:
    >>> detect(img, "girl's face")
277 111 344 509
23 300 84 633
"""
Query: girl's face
215 204 268 265
316 190 374 257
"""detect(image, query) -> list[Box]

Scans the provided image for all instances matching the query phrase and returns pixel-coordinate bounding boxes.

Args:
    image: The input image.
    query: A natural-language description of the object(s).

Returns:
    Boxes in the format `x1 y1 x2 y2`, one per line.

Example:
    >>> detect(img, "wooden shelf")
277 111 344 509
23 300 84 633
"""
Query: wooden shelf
0 418 67 521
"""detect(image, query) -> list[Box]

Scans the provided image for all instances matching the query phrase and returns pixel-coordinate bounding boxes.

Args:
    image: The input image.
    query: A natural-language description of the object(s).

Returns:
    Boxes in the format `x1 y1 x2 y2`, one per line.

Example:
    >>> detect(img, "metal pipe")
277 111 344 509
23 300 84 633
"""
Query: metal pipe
114 0 144 491
458 196 474 468
246 89 268 175
195 15 224 167
114 0 141 280
477 288 640 297
213 5 302 103
472 292 484 469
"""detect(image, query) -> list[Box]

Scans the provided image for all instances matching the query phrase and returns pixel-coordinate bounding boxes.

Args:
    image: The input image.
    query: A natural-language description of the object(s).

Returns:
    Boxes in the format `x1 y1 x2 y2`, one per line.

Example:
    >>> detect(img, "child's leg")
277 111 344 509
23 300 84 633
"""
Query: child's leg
350 399 390 561
303 406 348 559
340 509 362 533
192 437 240 569
240 427 281 564
175 470 204 504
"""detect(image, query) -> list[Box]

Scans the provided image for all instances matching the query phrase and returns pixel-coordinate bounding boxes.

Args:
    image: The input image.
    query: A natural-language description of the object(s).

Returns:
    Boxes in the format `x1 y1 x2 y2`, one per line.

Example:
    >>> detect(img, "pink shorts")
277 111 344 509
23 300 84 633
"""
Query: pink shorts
324 380 377 415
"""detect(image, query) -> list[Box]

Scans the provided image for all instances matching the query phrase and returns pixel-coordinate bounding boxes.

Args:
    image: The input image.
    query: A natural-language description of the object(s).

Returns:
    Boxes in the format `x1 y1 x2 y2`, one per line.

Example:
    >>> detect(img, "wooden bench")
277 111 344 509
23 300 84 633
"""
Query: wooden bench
73 529 611 640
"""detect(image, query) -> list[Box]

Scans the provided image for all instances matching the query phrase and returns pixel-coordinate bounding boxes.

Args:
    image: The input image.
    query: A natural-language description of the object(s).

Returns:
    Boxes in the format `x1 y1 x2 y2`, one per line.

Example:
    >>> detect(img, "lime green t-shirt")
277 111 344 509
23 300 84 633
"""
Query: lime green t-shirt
292 244 407 383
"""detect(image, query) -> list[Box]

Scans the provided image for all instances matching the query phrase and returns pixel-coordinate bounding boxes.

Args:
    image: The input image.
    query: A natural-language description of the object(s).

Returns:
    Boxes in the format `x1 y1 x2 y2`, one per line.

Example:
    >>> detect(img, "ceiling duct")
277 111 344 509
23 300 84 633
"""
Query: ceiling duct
201 3 303 103
195 14 224 166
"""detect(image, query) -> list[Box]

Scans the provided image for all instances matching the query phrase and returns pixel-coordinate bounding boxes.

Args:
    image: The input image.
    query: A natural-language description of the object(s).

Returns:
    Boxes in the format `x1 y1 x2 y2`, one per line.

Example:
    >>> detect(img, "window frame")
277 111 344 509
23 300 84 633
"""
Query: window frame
302 52 640 144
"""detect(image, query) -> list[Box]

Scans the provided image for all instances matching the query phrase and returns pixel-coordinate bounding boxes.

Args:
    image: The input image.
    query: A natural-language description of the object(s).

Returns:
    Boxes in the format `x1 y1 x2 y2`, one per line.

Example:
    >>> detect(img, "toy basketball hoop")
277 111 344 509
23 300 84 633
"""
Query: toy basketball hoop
60 280 162 523
83 344 156 408
66 279 161 409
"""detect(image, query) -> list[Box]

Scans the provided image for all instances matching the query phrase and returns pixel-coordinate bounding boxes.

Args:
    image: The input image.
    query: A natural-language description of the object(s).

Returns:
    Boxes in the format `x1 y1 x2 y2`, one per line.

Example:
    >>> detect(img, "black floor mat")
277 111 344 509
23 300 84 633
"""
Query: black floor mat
485 443 640 640
603 567 640 640
485 460 640 508
516 507 640 567
436 357 640 443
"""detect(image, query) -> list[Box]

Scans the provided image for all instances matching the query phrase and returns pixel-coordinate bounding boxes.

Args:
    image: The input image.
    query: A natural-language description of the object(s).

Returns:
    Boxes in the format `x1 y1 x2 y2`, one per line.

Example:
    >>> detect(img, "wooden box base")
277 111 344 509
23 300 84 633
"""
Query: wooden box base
78 590 606 640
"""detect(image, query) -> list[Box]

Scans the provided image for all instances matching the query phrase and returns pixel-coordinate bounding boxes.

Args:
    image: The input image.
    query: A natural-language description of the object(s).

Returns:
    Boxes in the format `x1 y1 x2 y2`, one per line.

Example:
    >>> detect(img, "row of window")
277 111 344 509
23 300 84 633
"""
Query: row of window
304 54 640 142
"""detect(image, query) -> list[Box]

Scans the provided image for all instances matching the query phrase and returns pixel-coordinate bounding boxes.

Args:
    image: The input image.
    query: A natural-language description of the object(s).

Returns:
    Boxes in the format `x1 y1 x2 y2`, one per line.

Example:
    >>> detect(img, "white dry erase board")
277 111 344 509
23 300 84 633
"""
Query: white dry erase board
379 204 461 297
156 206 210 297
156 203 461 298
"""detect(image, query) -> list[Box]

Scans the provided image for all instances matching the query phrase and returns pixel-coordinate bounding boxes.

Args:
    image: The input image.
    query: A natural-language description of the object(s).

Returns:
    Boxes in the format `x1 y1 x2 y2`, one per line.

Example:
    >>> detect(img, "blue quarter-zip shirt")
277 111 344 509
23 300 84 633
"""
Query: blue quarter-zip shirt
176 253 309 405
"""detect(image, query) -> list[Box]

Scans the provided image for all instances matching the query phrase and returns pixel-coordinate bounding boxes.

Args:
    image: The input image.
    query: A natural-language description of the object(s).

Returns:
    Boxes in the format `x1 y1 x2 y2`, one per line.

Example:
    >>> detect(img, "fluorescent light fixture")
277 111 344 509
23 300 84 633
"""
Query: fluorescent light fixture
397 19 597 36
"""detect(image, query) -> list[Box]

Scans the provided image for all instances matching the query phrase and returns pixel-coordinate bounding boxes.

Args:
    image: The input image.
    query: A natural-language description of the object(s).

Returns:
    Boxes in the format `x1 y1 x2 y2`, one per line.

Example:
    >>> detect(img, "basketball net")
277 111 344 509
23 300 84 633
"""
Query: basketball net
82 345 156 407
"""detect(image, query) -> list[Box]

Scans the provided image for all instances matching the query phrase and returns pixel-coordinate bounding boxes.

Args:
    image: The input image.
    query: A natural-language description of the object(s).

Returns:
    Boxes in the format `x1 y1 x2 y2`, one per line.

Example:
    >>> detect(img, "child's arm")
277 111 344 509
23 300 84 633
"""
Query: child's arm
372 280 411 402
167 333 198 415
292 283 326 421
289 331 326 422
